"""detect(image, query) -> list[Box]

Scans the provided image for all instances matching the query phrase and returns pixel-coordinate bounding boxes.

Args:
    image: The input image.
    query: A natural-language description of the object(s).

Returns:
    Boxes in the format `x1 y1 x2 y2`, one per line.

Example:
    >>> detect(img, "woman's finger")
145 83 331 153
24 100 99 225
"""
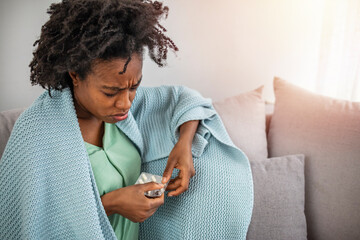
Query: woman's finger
167 172 191 197
162 158 177 184
146 192 165 208
166 177 182 190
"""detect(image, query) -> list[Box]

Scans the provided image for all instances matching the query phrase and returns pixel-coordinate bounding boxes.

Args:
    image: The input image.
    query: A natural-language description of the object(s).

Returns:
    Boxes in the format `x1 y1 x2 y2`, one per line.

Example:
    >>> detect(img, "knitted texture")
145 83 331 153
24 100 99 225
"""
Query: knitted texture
0 86 253 239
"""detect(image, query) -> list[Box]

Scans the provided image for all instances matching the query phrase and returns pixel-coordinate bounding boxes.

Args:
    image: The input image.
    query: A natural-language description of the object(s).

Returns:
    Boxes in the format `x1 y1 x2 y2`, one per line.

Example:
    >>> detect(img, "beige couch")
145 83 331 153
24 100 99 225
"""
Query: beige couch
1 77 359 240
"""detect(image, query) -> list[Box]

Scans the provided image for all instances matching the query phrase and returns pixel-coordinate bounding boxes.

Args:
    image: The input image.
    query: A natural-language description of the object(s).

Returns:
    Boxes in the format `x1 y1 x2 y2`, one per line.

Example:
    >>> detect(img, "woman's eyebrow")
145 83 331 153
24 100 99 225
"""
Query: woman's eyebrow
102 76 142 91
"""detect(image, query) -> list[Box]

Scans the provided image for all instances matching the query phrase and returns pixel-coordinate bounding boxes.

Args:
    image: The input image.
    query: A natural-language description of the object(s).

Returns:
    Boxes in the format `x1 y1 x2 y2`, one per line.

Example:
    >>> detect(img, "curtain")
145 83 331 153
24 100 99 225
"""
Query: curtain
316 0 360 102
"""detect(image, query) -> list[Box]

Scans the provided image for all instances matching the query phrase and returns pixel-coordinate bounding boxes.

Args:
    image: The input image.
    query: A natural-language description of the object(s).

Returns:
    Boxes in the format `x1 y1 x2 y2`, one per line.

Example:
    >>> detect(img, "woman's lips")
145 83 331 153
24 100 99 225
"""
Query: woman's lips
111 112 128 121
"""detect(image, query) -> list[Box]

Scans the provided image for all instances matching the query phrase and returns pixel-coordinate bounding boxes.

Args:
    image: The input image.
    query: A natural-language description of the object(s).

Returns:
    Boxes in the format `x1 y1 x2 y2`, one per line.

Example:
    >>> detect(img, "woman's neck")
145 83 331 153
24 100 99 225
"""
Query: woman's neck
72 90 104 147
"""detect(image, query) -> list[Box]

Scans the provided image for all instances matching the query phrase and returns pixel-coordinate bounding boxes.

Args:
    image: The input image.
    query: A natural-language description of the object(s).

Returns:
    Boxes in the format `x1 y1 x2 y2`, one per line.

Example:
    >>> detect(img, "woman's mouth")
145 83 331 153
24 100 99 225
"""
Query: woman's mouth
111 112 128 122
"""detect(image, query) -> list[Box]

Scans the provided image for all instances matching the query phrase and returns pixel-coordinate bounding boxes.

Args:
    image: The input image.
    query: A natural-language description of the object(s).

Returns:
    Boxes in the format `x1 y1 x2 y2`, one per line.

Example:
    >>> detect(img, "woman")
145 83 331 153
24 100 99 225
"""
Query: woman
33 0 196 237
0 0 253 239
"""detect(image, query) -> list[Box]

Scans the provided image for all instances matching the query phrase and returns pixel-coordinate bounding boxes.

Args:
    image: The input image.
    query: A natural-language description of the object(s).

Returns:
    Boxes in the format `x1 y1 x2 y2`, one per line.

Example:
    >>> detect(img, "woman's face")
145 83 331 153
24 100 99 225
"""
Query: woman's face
70 54 143 124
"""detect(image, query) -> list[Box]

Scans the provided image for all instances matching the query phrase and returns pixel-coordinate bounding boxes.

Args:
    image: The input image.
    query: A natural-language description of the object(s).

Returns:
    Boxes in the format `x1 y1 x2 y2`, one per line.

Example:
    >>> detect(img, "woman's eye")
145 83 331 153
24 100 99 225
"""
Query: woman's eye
104 92 116 97
103 85 139 96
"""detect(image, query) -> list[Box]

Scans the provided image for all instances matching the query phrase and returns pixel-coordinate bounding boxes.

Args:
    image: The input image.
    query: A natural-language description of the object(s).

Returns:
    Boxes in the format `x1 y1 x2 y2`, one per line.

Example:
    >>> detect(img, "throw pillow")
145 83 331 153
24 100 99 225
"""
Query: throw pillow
268 77 360 240
247 154 307 240
213 86 267 161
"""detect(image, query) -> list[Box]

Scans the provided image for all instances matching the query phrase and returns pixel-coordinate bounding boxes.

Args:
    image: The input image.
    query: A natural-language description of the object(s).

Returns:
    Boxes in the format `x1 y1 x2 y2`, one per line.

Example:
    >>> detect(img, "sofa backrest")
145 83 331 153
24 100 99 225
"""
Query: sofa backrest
0 106 275 160
0 108 25 159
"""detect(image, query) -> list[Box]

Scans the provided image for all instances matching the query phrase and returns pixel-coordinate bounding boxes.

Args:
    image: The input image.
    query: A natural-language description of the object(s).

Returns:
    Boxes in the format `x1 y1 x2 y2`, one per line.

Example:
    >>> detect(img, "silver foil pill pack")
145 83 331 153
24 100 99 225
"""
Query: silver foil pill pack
135 172 168 198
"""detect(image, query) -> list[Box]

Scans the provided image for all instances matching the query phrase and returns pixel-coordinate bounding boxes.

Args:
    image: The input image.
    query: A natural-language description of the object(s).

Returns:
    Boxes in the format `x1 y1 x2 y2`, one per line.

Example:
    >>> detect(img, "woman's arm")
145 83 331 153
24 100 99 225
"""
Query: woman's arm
129 86 211 196
177 120 200 146
162 120 199 196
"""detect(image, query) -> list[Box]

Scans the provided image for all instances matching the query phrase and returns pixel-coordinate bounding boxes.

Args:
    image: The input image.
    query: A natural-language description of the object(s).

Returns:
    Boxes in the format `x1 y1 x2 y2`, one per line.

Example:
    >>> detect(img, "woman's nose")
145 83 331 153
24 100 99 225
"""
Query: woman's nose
115 91 132 110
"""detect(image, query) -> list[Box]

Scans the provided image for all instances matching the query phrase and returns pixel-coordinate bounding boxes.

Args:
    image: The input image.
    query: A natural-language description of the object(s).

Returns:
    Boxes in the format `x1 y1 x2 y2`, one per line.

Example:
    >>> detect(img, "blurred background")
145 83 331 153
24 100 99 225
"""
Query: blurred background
1 0 359 111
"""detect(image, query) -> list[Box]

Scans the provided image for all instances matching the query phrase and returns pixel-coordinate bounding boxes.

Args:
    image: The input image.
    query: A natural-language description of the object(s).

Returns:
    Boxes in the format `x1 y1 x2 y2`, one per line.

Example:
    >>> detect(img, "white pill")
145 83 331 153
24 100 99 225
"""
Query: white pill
151 176 156 182
139 179 144 184
142 173 148 181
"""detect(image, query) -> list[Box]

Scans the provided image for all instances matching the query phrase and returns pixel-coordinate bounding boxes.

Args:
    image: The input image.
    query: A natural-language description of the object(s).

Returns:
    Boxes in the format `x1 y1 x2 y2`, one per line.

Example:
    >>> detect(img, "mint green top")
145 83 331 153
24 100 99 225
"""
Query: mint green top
85 123 141 240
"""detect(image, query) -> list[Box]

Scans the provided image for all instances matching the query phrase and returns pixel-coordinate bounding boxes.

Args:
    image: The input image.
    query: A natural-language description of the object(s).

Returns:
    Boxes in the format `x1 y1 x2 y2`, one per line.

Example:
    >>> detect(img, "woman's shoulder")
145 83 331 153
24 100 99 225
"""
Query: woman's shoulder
15 90 57 123
12 88 74 134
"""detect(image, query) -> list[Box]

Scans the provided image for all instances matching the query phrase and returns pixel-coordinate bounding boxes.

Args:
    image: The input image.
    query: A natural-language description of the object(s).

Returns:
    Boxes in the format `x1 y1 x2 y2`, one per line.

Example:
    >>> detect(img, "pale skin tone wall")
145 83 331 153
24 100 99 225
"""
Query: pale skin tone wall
69 53 198 223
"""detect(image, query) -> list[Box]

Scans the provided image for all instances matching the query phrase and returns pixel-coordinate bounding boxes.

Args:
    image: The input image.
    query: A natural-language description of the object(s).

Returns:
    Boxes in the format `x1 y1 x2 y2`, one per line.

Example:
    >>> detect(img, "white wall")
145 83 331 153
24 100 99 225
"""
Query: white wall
0 0 54 111
0 0 325 111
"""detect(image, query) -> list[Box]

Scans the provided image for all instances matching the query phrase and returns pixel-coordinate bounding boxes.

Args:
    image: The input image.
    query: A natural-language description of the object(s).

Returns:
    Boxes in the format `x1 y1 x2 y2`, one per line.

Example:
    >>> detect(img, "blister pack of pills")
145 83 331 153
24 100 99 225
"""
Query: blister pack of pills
135 172 168 198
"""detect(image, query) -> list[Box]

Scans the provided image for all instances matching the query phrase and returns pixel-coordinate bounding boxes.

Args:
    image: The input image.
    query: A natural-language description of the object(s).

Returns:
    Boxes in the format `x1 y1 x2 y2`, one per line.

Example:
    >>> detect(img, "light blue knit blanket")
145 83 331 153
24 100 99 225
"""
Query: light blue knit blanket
0 86 253 239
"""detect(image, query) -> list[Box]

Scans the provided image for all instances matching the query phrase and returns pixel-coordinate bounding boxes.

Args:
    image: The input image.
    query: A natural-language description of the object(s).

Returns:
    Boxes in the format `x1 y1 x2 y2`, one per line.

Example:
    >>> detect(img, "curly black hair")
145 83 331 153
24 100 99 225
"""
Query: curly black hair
29 0 178 92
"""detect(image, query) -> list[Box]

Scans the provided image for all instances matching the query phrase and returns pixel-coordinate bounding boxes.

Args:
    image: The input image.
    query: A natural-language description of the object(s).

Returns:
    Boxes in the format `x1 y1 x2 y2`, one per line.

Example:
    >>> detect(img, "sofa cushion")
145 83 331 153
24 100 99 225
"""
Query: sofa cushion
247 154 307 240
0 108 25 159
268 77 360 240
213 86 267 161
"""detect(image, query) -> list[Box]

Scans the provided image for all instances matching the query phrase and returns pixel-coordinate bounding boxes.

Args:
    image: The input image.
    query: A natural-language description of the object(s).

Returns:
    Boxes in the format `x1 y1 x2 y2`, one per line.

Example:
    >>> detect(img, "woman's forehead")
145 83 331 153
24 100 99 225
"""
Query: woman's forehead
89 56 143 85
92 54 142 73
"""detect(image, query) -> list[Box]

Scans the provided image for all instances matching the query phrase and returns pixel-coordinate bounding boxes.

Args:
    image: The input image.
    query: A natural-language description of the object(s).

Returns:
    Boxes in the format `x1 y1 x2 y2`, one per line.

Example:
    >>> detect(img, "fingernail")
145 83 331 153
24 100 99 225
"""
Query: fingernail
162 177 167 183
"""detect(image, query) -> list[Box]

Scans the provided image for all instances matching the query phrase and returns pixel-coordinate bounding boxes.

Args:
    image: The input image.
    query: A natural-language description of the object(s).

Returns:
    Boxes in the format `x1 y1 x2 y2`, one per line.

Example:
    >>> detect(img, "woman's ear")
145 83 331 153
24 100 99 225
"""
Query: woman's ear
68 72 80 87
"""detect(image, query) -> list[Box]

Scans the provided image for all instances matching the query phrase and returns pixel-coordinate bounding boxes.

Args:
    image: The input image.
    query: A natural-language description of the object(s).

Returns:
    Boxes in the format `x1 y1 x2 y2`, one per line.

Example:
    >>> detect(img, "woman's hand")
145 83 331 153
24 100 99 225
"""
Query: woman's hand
101 182 165 223
163 140 196 197
162 120 199 197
